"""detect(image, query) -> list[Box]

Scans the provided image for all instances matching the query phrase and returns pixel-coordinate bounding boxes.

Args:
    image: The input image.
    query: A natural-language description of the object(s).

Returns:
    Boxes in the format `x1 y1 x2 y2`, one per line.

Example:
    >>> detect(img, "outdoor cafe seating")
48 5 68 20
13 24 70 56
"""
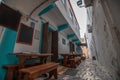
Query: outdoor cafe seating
60 53 82 68
3 52 83 80
3 52 59 80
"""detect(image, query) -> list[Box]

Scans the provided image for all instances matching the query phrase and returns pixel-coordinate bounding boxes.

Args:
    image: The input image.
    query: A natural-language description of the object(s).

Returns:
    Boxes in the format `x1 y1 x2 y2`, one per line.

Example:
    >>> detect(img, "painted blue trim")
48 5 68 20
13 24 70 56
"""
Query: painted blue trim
67 33 75 39
39 21 44 53
58 23 69 31
49 25 55 32
38 3 56 16
72 39 79 42
0 28 18 80
49 27 54 32
75 41 81 45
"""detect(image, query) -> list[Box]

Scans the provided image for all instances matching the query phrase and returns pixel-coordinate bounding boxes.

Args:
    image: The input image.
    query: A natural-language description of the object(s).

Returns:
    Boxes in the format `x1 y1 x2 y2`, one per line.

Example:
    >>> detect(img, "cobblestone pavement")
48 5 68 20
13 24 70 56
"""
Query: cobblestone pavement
59 59 113 80
36 59 113 80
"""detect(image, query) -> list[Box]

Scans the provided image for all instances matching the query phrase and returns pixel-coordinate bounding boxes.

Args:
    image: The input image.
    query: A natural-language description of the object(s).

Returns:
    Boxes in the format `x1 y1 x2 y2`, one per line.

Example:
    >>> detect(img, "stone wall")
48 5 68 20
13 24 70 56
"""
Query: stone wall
87 0 120 79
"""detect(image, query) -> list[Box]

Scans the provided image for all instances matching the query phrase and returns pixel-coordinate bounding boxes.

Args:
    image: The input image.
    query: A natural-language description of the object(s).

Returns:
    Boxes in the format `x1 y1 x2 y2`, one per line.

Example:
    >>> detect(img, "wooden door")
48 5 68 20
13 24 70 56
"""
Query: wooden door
70 42 74 53
73 43 75 52
41 22 49 53
51 31 58 62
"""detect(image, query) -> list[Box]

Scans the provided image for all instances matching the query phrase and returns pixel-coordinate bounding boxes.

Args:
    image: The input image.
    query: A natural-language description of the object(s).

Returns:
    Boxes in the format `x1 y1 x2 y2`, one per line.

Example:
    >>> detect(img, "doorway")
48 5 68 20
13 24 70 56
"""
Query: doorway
41 22 58 62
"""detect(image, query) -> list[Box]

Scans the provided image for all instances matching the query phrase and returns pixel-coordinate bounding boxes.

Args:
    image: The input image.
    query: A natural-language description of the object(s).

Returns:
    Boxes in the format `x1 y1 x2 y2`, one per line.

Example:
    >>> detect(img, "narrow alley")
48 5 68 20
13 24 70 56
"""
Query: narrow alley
70 59 112 80
36 59 113 80
0 0 120 80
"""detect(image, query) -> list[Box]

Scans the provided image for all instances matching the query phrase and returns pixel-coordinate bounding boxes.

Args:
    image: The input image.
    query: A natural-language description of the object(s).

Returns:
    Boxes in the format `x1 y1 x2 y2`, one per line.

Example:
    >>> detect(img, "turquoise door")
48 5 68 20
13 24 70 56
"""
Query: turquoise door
0 28 18 80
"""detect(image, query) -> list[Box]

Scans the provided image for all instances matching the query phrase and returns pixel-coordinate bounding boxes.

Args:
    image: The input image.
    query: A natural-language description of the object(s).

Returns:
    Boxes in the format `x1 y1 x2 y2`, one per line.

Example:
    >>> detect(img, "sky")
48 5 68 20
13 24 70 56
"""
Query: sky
70 0 87 38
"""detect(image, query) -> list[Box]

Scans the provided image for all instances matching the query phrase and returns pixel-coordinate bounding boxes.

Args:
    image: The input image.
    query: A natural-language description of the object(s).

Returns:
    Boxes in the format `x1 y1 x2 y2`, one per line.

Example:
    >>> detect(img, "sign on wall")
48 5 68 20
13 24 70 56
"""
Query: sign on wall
34 30 40 40
62 38 66 45
77 0 82 6
30 22 35 28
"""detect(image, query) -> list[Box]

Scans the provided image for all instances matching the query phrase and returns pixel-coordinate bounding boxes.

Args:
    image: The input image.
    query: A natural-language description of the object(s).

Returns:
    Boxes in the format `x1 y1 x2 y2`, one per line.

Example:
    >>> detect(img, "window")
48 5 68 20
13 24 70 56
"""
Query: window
17 23 34 45
62 38 66 45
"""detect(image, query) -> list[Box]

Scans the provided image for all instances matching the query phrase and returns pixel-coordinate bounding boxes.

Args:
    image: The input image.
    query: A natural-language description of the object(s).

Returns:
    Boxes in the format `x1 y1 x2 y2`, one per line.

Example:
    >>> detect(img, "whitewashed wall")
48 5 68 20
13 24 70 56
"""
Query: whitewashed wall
3 0 73 54
14 16 41 52
56 0 80 40
89 0 120 79
58 33 70 54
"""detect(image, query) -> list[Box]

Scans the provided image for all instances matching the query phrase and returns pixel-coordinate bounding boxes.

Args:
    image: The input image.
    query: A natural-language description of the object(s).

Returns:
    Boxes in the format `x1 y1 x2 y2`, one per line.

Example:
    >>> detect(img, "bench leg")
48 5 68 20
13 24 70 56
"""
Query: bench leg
49 71 53 79
70 60 76 68
49 68 57 79
53 68 57 79
24 74 34 80
17 72 23 80
5 69 14 80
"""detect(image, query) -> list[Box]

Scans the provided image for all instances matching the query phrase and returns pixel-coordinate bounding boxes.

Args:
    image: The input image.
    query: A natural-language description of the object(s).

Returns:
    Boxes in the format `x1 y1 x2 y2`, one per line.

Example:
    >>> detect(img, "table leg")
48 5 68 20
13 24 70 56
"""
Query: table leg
53 68 57 79
40 57 47 64
5 69 14 80
63 56 67 66
18 57 26 69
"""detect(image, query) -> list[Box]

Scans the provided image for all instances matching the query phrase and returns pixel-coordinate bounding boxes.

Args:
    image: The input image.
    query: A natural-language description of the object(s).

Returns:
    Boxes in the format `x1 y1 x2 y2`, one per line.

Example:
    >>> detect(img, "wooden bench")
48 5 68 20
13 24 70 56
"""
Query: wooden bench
69 57 81 68
18 62 59 80
3 62 40 80
3 65 18 80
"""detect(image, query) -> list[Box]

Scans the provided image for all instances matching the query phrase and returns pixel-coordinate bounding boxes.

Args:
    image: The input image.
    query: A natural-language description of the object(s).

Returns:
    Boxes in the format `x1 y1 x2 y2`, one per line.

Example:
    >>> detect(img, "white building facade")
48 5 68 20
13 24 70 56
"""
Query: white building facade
0 0 81 79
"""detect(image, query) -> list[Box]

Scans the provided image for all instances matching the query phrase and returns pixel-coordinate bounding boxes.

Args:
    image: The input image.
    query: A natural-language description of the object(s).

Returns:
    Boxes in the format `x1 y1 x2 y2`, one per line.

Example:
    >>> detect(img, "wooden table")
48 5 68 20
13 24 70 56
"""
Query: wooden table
14 53 53 69
61 53 81 66
69 54 81 58
61 54 70 66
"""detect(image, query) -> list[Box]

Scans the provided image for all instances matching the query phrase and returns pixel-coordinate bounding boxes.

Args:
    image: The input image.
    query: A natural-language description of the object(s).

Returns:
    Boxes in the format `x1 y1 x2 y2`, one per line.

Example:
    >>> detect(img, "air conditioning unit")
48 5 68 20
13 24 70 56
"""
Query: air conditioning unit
77 0 82 6
87 25 92 33
84 0 93 7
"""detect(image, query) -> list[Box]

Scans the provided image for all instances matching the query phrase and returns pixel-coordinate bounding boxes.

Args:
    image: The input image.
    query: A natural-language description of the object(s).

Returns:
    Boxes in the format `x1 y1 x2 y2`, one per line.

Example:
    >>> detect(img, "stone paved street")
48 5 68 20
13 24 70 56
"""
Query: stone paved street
36 59 113 80
59 60 113 80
